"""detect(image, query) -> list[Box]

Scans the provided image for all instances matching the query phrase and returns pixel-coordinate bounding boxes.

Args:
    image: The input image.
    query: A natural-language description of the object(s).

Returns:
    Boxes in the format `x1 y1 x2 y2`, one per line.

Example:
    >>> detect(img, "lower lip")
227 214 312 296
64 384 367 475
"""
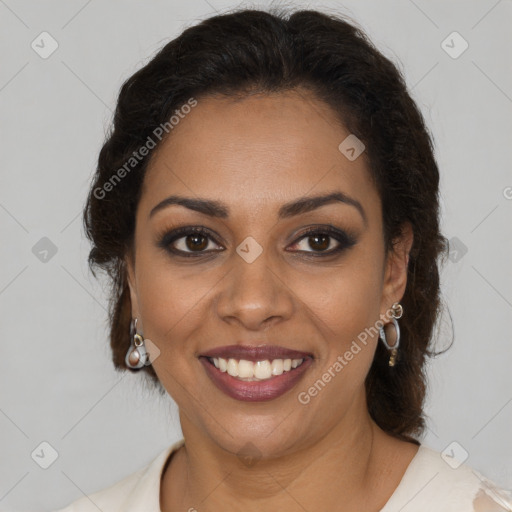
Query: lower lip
199 356 313 402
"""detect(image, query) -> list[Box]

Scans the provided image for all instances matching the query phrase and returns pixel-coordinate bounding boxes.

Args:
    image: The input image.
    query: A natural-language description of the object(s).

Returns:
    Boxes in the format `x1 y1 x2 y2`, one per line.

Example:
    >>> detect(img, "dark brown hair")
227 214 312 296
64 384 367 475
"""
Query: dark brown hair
83 6 449 443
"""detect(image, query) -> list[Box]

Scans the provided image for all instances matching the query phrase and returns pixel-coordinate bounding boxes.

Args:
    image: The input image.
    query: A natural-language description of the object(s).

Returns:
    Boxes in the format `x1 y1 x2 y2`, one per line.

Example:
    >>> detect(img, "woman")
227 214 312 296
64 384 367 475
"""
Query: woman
55 6 511 512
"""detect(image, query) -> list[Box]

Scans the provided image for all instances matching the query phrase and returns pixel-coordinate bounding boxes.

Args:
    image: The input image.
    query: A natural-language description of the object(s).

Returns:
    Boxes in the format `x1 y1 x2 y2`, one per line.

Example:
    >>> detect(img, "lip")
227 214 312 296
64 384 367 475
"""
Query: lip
199 346 314 402
200 344 313 362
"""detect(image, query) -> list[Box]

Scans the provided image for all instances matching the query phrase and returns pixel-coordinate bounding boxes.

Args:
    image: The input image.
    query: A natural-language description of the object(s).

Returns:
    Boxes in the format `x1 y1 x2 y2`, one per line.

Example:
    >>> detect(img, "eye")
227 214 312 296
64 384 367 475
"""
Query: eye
288 226 357 256
158 226 224 257
157 224 357 258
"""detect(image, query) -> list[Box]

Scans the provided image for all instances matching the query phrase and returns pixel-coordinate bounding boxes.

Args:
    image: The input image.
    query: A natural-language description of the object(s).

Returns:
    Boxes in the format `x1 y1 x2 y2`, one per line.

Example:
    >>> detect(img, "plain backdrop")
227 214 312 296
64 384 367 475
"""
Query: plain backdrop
1 0 511 510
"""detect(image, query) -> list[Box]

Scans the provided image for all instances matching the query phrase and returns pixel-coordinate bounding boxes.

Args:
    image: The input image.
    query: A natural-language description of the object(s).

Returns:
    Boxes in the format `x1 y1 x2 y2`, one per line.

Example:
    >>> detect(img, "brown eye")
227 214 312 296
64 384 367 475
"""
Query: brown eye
305 234 331 252
183 233 209 252
288 226 357 256
171 231 221 253
294 233 338 253
158 226 224 256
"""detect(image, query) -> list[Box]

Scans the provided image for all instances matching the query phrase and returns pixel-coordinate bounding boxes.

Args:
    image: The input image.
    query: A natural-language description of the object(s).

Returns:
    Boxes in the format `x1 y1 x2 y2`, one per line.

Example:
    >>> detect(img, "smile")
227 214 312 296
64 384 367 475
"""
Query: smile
199 345 314 402
208 356 305 381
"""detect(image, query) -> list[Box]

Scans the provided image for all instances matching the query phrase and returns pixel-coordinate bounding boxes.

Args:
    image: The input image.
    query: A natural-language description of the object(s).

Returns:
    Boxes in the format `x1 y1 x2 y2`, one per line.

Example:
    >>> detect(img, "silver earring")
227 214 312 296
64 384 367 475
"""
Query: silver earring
125 318 148 369
379 302 403 367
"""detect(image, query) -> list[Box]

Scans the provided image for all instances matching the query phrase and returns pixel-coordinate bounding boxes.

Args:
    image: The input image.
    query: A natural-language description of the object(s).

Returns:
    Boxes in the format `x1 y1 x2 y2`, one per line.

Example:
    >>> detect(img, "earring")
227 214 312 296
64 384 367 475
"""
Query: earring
379 302 403 367
125 318 148 369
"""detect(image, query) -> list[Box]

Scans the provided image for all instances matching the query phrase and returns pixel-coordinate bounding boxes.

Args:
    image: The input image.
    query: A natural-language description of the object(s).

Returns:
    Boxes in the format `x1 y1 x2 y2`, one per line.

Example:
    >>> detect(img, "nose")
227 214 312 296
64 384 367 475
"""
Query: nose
214 243 295 331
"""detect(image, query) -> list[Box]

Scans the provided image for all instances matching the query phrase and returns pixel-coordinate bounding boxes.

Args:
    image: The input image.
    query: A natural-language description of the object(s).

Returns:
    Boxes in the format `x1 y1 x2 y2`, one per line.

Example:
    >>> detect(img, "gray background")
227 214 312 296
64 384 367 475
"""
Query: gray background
1 0 511 510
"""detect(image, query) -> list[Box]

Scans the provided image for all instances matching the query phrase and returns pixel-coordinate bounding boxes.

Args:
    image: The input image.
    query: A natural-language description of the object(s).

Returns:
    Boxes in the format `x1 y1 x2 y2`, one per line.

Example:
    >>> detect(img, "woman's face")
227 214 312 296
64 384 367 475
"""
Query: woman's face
126 89 411 458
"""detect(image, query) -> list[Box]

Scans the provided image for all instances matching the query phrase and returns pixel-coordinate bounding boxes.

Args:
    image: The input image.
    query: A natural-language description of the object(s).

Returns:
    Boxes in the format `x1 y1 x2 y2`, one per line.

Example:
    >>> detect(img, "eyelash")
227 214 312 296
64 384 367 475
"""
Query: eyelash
156 225 357 259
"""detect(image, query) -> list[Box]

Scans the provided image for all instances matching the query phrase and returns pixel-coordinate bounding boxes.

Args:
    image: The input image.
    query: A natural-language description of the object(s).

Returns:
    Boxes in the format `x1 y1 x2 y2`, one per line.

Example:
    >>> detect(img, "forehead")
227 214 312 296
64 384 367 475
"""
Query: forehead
140 90 377 217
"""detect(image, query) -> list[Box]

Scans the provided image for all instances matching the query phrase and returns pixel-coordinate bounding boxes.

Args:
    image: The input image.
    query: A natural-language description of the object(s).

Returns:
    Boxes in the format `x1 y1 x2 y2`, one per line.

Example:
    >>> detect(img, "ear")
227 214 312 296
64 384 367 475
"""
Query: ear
380 222 414 314
125 248 141 323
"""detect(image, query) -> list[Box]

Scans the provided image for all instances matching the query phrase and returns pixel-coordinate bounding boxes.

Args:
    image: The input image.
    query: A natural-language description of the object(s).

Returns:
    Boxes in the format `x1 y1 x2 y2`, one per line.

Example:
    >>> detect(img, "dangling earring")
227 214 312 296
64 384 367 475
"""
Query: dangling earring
125 318 148 369
379 302 403 367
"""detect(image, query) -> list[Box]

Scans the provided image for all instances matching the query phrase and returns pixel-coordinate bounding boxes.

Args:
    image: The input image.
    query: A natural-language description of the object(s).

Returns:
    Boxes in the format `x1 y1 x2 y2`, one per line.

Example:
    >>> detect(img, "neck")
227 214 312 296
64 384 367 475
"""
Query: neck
161 395 399 511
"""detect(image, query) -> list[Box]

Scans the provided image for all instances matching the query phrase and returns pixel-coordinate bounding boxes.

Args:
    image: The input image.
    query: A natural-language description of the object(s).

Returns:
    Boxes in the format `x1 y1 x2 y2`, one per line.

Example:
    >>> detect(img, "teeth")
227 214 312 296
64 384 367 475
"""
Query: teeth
209 357 305 381
227 358 239 377
272 359 284 375
238 359 253 378
254 360 272 379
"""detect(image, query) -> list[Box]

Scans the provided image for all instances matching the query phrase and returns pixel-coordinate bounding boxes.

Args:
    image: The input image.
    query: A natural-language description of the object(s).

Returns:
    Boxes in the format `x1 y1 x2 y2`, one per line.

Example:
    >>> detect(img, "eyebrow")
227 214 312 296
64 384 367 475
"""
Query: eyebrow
149 191 367 226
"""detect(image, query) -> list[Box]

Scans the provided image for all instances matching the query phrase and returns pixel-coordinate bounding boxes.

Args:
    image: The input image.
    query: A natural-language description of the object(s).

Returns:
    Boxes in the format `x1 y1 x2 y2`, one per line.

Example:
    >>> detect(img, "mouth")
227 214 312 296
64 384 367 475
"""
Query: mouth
207 355 309 379
199 345 314 402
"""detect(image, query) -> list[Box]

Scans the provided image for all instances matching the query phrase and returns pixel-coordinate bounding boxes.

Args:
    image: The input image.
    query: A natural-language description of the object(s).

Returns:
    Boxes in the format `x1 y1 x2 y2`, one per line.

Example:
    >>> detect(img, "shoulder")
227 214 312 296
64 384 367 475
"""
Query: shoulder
381 444 512 512
52 439 185 512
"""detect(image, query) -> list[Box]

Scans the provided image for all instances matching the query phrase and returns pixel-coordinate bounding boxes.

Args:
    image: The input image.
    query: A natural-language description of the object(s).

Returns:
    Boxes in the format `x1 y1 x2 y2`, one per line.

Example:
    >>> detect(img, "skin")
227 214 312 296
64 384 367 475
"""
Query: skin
125 88 417 511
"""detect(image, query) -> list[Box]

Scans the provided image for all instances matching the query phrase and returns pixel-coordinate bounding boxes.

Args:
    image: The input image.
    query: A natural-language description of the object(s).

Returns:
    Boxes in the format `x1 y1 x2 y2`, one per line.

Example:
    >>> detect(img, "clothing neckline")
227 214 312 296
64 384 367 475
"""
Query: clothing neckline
156 439 426 511
378 443 426 511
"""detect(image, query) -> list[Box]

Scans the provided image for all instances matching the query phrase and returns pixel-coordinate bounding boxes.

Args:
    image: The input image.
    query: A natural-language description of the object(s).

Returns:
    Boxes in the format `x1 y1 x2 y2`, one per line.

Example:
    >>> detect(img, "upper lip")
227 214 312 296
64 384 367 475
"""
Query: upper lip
200 344 313 362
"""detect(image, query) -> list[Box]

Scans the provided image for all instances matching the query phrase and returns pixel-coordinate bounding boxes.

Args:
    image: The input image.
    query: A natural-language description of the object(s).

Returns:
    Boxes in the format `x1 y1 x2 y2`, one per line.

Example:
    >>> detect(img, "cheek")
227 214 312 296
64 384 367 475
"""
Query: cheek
299 245 384 394
134 258 208 404
134 253 209 356
296 269 382 424
304 250 384 345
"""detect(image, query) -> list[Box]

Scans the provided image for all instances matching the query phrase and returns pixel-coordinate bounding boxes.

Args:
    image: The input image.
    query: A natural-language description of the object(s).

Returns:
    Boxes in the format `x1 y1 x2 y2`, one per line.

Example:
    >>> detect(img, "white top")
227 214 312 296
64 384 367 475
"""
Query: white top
54 439 512 511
